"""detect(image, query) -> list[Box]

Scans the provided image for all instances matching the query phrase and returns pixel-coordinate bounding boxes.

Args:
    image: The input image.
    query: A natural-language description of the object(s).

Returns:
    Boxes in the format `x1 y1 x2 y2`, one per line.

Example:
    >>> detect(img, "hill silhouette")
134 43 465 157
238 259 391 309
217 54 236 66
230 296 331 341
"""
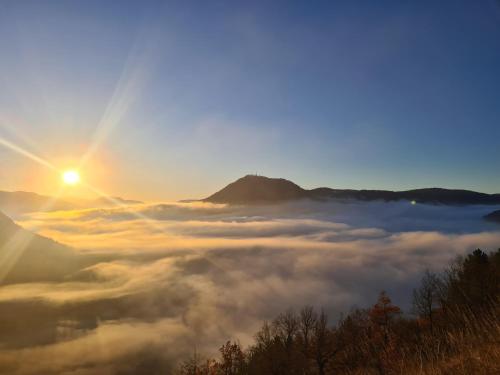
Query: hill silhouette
485 210 500 223
205 175 306 204
204 175 500 205
0 210 85 284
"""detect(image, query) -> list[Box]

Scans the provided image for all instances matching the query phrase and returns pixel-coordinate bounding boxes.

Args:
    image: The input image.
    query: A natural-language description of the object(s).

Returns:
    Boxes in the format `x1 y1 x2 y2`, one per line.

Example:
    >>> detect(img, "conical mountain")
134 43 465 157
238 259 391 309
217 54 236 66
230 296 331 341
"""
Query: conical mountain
205 175 307 204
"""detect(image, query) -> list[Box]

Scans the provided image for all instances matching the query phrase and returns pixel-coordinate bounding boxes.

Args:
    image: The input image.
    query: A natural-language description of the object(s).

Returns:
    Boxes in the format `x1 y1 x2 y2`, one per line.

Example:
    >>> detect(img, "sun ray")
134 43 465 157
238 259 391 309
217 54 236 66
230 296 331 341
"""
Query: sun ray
82 184 230 274
83 183 173 234
78 25 158 169
0 137 58 172
0 118 47 160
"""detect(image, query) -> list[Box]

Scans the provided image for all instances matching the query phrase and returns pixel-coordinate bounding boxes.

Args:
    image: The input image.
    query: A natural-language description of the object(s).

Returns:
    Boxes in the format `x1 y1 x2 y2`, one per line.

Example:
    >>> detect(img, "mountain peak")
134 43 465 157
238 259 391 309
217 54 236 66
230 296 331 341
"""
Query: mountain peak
204 175 306 204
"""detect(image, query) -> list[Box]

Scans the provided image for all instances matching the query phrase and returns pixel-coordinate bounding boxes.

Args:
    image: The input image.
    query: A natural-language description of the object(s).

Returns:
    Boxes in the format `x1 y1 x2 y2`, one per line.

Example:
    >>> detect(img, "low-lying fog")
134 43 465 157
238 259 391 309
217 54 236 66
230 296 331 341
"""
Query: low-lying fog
1 199 500 374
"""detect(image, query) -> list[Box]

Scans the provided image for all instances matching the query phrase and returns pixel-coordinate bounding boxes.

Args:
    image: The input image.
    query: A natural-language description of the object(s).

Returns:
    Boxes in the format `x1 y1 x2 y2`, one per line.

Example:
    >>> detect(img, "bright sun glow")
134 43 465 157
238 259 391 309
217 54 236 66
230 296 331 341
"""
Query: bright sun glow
62 170 81 185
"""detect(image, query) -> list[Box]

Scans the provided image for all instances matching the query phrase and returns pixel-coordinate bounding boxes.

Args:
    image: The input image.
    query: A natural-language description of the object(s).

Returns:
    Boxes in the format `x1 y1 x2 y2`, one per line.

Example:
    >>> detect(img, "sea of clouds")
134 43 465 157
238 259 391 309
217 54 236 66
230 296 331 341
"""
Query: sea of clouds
1 199 499 374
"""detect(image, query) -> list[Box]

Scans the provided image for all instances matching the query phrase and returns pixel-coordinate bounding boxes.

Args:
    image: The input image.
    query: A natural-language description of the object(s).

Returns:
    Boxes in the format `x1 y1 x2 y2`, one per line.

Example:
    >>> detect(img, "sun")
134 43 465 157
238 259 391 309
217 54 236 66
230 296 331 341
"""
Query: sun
62 170 81 185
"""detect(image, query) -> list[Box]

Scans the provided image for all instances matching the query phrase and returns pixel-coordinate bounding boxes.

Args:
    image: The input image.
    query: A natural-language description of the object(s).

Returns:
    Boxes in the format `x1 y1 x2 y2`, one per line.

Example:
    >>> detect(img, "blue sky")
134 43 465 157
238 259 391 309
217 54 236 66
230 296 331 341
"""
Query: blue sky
0 0 499 200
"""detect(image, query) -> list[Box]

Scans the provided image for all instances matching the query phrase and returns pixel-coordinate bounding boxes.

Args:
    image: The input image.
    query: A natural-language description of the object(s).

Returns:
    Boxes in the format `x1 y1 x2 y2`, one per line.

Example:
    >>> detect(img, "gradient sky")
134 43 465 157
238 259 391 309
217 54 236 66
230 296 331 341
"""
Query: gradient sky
0 0 499 201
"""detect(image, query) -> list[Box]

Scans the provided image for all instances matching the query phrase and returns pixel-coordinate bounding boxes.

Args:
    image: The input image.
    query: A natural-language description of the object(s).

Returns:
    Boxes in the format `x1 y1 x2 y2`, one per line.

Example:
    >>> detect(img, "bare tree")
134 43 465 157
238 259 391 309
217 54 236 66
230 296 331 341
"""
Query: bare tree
273 310 299 352
299 306 317 355
412 270 443 334
178 348 216 375
312 310 342 375
273 310 299 374
217 340 245 375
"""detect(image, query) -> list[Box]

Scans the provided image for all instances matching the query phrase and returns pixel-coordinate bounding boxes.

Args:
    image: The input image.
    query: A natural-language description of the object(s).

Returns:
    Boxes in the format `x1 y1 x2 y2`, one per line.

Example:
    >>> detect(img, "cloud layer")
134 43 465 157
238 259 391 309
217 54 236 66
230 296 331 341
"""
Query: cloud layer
1 200 499 374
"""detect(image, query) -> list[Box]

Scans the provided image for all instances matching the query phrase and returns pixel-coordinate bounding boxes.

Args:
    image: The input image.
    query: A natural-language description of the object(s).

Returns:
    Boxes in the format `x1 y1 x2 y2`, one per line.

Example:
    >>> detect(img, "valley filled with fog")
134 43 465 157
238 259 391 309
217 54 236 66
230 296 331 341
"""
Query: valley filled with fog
1 199 499 374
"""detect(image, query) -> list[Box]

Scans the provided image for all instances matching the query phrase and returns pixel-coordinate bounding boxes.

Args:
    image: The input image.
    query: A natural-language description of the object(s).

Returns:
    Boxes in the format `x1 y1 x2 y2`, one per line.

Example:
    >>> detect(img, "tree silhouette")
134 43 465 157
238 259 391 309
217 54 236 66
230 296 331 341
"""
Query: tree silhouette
412 270 444 334
368 291 402 374
216 341 245 375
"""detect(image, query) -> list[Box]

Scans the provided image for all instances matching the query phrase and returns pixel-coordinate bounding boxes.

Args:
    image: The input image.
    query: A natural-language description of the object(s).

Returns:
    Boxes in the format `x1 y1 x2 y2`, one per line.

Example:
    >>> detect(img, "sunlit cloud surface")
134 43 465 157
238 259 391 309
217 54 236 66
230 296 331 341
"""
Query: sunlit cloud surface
0 200 499 374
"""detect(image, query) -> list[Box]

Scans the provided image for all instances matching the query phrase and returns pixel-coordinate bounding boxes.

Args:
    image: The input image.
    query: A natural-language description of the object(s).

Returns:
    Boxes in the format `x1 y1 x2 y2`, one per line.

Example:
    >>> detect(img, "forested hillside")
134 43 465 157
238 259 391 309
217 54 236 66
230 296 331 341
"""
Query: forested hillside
179 248 500 375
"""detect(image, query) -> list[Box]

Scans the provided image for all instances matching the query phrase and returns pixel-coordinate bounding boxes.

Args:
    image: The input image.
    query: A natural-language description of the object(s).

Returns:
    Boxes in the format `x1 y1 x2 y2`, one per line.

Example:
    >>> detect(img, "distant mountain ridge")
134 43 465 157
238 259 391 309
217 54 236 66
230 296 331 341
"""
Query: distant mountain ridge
0 191 74 216
204 175 500 205
0 190 142 216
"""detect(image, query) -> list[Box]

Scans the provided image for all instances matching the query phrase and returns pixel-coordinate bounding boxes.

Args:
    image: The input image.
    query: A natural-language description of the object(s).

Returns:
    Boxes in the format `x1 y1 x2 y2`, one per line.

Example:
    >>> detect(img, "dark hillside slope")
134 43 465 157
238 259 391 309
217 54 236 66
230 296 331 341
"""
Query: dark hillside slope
485 210 500 223
0 210 84 284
